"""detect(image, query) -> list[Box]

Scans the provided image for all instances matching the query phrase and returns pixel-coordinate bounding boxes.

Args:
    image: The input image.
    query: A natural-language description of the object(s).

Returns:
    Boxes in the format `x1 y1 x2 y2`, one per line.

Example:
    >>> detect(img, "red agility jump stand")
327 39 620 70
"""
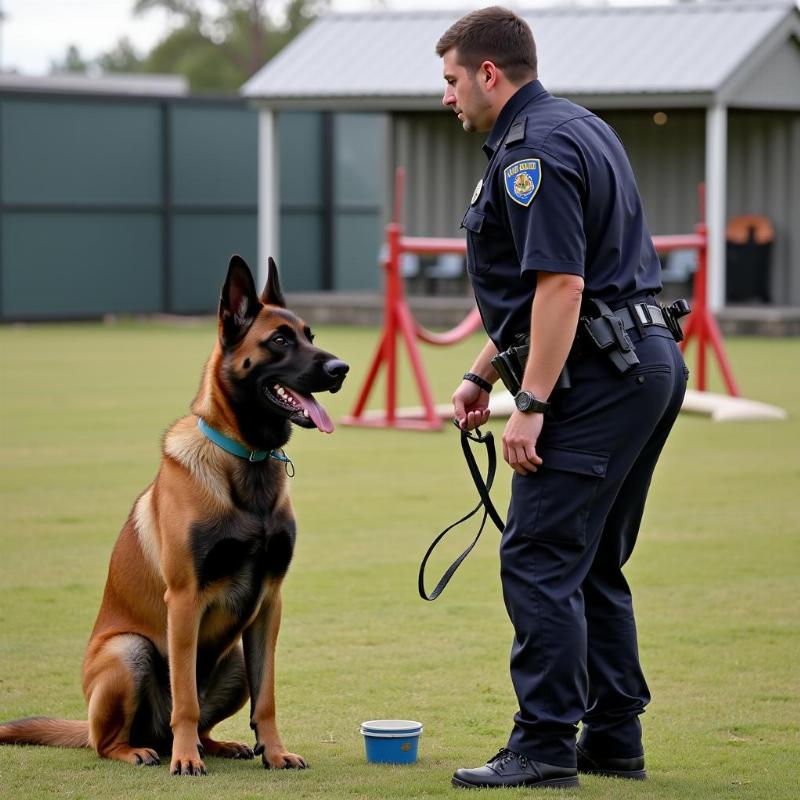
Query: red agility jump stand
342 175 738 432
653 185 738 396
338 222 451 430
341 169 478 431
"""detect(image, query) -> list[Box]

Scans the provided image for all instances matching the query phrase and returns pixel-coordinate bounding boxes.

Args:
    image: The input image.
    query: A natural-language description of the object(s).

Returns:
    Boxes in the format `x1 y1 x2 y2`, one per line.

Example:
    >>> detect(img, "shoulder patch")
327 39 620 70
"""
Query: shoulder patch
503 159 541 207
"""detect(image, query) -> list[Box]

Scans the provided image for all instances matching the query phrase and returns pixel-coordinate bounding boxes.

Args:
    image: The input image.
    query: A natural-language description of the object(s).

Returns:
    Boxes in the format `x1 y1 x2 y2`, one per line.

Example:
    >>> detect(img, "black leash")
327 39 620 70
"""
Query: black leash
418 420 506 601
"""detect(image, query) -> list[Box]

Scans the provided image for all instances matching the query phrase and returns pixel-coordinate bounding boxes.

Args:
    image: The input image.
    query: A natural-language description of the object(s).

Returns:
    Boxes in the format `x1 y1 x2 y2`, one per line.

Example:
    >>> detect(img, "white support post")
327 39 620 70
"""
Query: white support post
705 103 728 312
257 109 279 290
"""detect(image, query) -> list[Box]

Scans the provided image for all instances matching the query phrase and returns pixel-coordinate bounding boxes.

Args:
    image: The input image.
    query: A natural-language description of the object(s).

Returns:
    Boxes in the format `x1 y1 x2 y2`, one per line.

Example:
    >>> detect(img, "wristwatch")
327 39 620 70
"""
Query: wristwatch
514 390 550 414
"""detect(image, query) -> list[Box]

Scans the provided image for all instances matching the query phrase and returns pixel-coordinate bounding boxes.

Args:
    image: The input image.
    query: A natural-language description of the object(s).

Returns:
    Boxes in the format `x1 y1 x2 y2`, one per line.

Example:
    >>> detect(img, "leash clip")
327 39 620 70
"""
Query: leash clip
268 448 295 477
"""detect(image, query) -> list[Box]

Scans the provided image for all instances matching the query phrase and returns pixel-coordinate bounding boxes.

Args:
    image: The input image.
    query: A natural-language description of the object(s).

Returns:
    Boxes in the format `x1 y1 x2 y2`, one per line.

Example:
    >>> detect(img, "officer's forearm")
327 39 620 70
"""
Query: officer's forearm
467 339 500 383
522 272 584 400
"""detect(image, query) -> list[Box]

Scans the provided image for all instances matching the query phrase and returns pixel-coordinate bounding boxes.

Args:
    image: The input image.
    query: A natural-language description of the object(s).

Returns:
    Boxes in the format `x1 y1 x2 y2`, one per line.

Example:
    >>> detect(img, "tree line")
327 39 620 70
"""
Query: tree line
50 0 330 93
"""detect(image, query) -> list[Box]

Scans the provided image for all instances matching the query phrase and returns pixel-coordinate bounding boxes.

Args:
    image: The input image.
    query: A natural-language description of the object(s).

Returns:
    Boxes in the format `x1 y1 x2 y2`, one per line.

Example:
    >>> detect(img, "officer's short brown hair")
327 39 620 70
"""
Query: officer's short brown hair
436 6 537 84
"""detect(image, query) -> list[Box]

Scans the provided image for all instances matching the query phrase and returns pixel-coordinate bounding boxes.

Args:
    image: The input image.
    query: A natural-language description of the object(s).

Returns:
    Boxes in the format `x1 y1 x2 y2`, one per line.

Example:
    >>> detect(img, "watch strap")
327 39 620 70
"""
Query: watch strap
515 390 550 414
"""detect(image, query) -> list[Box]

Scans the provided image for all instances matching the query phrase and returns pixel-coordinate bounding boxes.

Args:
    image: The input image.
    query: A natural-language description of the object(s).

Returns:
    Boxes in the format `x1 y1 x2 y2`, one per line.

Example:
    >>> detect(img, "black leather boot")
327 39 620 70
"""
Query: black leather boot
576 744 646 779
452 749 579 789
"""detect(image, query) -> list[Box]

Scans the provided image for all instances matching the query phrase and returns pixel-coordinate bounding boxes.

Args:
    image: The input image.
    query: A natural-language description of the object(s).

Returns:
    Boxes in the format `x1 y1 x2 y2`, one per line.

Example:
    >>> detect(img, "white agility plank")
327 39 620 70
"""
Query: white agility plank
680 389 787 422
359 389 787 424
486 389 788 423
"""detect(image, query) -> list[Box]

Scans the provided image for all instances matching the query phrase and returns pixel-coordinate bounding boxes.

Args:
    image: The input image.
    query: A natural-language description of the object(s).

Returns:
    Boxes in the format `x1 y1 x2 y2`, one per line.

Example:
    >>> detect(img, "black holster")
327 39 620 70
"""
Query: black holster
490 334 572 396
579 298 640 374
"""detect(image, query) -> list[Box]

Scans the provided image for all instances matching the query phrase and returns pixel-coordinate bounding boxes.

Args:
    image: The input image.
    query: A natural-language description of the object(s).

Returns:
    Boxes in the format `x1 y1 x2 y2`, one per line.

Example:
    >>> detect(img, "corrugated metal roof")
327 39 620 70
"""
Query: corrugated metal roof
0 73 189 97
242 3 798 103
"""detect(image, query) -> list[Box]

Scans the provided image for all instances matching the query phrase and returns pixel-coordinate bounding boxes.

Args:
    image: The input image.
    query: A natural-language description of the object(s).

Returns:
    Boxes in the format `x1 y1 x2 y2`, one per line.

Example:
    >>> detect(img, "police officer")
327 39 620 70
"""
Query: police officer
436 7 688 790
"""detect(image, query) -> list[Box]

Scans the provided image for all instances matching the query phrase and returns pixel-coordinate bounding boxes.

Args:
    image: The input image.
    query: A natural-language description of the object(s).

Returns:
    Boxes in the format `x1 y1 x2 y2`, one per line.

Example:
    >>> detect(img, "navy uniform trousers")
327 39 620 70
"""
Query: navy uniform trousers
501 324 688 768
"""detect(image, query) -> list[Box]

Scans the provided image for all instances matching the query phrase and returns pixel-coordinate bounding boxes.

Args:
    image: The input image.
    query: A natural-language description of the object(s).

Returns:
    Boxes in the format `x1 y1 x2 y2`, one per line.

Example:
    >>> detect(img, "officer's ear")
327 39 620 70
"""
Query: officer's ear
479 61 498 89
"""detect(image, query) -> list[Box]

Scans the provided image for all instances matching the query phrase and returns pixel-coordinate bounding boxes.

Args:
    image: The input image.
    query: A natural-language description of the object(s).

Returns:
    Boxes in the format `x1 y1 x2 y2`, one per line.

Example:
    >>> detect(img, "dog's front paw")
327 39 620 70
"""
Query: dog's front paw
170 748 208 776
200 736 254 760
255 742 307 770
132 747 161 766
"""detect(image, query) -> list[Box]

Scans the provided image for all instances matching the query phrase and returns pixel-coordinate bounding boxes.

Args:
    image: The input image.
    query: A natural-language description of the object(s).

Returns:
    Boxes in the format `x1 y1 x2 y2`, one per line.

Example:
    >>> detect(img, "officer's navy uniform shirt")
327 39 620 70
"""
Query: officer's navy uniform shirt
462 80 662 350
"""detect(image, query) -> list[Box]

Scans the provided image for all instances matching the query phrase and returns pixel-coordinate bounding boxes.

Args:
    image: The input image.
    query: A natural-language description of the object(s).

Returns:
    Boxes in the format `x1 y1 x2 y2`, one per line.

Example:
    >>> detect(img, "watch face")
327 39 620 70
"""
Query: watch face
515 391 532 411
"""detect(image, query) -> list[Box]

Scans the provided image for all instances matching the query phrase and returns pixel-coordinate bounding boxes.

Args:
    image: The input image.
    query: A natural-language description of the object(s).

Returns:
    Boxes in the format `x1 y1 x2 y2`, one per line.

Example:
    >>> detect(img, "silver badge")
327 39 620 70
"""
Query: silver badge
471 178 483 205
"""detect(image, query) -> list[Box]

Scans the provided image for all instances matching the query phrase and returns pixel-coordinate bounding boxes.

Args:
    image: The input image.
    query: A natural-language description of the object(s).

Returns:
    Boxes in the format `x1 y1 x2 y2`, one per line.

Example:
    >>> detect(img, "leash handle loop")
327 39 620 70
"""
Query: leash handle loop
418 423 505 602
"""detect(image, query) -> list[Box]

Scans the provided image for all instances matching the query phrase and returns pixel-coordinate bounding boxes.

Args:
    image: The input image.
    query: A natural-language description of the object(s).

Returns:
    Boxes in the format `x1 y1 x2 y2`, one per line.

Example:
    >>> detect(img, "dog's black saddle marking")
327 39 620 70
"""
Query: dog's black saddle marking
191 457 297 591
191 511 297 590
192 510 296 659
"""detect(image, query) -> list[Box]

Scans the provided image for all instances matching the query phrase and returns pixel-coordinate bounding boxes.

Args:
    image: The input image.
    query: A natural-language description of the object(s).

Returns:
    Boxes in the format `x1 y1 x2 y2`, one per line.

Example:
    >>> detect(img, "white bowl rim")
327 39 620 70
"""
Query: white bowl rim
360 719 423 732
360 728 423 739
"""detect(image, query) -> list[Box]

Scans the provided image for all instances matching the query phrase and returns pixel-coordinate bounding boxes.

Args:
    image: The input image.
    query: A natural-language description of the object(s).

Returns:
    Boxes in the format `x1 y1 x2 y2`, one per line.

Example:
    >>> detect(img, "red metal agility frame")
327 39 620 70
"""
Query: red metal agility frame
342 175 737 432
654 185 738 397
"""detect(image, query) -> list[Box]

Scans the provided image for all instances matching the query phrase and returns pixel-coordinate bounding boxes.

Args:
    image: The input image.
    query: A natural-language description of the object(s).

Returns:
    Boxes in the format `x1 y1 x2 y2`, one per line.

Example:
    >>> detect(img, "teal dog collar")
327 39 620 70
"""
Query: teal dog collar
197 418 292 467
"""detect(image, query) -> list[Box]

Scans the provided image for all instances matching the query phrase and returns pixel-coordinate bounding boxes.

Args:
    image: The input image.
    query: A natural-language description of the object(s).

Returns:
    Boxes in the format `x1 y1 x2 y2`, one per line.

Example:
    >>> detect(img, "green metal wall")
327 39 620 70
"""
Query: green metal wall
278 111 326 291
0 94 258 320
278 111 385 293
0 96 387 319
332 113 385 292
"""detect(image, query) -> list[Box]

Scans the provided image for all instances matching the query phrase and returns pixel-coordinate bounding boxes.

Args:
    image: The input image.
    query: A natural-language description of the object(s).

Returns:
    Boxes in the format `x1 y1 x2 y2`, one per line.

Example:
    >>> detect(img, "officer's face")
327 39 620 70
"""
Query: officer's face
441 49 493 133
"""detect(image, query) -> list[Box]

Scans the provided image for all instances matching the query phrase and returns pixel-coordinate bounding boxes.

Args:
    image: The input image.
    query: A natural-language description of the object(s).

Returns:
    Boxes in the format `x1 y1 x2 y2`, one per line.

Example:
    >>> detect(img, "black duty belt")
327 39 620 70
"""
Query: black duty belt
607 298 690 341
616 302 668 330
574 298 690 372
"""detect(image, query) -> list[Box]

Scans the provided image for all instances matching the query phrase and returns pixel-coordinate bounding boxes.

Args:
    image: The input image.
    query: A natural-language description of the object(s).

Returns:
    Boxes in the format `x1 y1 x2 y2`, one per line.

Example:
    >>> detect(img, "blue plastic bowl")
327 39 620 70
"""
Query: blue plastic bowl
360 719 423 764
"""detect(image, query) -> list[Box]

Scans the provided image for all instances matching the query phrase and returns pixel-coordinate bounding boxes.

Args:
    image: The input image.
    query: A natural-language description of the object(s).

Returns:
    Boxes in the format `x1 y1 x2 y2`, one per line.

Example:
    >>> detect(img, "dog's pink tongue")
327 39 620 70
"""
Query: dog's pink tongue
295 391 334 433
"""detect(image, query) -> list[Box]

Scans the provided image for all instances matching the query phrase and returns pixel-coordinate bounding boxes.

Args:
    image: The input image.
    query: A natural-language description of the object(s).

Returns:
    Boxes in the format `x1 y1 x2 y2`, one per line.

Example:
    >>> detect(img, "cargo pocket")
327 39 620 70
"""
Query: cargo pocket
515 446 609 546
461 208 489 275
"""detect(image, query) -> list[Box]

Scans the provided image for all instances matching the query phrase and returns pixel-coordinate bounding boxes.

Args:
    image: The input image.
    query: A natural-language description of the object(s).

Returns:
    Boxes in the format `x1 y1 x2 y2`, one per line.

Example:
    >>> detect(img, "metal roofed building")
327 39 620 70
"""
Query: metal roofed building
0 72 189 97
243 3 800 310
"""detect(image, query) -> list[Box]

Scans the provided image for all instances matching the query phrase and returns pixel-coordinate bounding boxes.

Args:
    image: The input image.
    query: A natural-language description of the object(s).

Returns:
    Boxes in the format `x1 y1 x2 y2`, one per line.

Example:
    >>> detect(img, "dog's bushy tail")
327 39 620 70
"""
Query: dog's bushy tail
0 717 90 748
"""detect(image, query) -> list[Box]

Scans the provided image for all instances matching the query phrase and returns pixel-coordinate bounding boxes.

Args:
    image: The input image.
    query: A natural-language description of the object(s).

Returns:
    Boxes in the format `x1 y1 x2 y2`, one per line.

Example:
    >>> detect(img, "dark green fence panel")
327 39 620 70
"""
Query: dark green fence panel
332 113 385 291
168 105 259 311
278 112 325 291
2 212 161 317
1 99 161 204
171 213 258 313
170 106 258 206
0 96 389 318
0 94 260 320
280 212 324 291
334 212 383 292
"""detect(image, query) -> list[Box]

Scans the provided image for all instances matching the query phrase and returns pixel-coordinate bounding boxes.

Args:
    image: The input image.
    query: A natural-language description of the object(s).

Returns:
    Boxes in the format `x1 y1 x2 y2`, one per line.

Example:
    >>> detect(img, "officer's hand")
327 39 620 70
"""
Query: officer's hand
503 411 544 475
452 380 491 431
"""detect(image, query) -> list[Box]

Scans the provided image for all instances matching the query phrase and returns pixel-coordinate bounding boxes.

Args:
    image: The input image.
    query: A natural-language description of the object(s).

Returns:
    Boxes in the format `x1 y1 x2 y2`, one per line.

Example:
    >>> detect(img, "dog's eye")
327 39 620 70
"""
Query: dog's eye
307 331 315 343
243 358 251 369
271 335 289 346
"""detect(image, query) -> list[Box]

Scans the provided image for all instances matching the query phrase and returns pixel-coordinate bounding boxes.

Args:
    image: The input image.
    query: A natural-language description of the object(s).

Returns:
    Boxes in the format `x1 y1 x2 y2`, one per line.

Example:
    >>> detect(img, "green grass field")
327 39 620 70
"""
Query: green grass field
0 320 798 800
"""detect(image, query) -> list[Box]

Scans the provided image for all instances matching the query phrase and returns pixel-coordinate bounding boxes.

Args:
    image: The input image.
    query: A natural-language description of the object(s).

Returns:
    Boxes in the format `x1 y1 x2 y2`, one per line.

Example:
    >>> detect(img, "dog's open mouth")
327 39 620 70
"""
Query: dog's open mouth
264 383 334 433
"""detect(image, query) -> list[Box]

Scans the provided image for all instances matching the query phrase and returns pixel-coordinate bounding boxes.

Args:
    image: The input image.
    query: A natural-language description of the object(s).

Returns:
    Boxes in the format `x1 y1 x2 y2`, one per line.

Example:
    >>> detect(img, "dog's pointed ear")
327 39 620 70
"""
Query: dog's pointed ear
259 256 286 308
219 255 261 346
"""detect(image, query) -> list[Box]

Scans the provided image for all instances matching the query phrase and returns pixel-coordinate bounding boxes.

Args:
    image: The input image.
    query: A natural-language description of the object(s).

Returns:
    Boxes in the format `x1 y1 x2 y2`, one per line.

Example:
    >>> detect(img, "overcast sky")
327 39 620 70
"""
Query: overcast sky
2 0 546 75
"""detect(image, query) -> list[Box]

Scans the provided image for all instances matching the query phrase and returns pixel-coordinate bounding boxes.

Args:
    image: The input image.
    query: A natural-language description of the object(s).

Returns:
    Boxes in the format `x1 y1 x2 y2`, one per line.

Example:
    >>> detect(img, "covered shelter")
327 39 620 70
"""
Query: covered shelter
243 3 800 309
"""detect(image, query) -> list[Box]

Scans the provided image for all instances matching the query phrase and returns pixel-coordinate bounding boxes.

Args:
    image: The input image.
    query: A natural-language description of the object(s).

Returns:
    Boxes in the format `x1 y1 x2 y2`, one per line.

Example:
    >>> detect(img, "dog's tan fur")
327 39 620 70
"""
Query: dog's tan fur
0 256 347 775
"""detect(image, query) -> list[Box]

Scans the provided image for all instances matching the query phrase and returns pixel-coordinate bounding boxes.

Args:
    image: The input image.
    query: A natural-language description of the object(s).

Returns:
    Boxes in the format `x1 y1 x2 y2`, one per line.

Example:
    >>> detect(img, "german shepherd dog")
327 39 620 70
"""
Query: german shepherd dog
0 255 348 775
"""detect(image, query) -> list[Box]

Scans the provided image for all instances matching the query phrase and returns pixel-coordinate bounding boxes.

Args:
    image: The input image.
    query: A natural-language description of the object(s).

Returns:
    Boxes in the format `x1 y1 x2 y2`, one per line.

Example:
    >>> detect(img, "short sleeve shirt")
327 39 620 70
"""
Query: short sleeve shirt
462 80 662 350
